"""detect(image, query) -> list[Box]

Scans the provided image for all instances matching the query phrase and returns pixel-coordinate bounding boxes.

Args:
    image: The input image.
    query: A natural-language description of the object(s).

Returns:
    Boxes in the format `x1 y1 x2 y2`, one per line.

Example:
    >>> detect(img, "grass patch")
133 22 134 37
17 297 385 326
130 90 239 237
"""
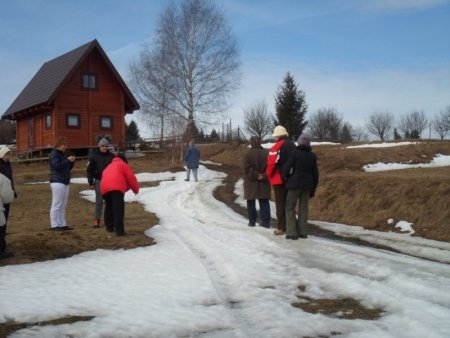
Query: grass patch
292 285 384 321
0 316 94 338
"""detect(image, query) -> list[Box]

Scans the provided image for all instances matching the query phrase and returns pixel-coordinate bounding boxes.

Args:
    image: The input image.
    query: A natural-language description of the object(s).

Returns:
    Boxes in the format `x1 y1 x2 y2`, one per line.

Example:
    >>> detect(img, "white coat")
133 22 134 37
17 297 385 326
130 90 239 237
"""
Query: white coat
0 173 14 226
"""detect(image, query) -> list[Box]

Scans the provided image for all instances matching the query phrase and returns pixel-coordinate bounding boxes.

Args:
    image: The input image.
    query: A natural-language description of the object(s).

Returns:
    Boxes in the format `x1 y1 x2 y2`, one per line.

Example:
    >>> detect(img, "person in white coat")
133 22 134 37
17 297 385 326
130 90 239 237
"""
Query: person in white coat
0 172 15 259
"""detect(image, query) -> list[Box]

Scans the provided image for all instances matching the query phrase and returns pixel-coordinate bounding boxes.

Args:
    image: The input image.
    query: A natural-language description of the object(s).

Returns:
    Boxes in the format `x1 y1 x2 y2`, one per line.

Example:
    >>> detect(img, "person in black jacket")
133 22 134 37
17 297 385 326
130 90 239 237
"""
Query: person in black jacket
87 137 114 227
282 133 319 240
49 137 76 231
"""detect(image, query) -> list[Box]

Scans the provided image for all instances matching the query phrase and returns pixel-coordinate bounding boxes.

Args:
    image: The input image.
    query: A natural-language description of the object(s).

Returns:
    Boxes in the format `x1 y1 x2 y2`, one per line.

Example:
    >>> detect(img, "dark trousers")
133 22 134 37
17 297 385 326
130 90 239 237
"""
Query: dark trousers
246 199 271 227
104 191 125 235
286 189 310 237
0 204 10 253
273 185 288 231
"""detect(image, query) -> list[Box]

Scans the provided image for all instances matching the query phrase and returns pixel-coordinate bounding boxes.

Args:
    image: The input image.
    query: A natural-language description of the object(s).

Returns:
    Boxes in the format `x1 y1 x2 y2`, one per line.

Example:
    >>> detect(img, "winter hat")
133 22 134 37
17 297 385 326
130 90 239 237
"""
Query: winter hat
98 137 110 147
0 146 11 159
297 133 311 147
272 125 288 138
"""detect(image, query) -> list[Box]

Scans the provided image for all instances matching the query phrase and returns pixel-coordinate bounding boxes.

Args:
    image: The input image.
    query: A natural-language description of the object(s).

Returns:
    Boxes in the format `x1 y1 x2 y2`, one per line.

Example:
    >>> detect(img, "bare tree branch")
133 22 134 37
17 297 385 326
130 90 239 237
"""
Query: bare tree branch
366 110 395 141
244 100 273 140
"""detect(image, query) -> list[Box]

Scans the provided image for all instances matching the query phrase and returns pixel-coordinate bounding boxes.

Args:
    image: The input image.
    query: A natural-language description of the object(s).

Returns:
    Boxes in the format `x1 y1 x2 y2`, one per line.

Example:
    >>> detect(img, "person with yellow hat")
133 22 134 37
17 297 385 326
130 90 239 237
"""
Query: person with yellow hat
265 126 296 235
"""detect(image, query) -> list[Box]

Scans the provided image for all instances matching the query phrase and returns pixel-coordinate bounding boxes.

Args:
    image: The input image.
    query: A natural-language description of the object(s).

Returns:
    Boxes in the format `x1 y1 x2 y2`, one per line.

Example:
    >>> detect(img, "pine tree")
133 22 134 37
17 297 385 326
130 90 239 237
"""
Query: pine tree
199 129 205 140
210 129 219 142
274 72 308 139
393 128 402 140
183 120 200 142
340 124 353 143
125 120 141 142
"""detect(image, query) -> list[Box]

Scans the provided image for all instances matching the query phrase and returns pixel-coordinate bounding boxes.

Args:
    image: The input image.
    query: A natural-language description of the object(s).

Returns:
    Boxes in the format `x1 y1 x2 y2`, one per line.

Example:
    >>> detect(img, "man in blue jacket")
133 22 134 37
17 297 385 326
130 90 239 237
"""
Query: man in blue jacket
184 138 200 182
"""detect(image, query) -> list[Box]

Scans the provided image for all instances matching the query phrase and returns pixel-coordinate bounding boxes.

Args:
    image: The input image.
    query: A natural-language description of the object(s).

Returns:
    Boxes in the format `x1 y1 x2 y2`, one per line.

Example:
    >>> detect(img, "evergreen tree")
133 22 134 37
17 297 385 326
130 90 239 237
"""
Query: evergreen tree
273 72 308 139
340 124 353 143
183 120 200 142
199 129 205 140
393 128 402 140
210 129 219 142
0 120 16 144
125 120 141 142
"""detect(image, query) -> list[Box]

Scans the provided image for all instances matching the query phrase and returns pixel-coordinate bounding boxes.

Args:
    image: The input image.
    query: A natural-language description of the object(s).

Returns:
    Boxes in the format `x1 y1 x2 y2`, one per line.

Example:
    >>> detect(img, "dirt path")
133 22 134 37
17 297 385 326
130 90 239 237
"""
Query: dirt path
208 163 404 255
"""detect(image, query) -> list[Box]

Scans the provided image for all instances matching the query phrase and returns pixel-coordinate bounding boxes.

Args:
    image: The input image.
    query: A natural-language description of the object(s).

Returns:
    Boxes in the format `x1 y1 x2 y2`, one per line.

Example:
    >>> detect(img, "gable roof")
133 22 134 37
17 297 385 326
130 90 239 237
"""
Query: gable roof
3 39 139 119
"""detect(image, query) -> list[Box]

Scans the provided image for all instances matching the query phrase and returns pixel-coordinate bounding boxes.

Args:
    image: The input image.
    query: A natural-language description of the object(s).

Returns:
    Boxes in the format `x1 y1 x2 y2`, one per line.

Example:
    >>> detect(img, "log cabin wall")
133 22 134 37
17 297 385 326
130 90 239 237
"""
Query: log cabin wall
3 40 139 155
54 49 125 149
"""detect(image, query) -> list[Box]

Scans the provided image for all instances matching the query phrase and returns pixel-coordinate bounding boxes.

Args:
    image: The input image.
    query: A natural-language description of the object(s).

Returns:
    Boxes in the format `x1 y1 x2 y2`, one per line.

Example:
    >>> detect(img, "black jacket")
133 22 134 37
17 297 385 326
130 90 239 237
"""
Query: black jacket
282 145 319 195
86 150 115 185
276 136 296 174
49 149 74 185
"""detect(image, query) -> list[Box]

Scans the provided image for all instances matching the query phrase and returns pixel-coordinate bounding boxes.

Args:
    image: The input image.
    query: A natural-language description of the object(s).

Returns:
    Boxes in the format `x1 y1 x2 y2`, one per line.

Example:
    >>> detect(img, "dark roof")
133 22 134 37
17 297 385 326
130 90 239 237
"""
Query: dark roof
3 39 139 119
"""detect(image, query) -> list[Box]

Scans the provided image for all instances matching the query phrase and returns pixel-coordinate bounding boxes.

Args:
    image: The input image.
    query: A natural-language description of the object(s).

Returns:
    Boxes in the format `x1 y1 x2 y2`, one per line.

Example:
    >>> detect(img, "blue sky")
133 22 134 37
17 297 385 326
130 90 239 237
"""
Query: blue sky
1 0 449 137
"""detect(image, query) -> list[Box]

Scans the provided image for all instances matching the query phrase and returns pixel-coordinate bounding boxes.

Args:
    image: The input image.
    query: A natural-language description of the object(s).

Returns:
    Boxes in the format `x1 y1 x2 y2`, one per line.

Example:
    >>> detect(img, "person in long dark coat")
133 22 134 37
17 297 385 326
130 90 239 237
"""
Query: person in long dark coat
282 133 319 240
242 136 271 228
86 137 114 227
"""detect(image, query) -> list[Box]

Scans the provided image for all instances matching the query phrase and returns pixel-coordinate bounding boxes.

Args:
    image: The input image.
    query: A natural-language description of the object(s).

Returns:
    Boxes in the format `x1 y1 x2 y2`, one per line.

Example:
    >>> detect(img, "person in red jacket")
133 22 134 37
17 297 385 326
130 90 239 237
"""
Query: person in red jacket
100 153 139 236
266 125 296 236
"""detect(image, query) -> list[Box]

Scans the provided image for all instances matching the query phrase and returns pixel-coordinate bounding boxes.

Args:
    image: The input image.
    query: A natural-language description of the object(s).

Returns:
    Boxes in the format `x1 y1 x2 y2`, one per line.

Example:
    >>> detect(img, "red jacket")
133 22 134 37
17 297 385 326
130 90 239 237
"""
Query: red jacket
266 139 285 186
100 157 139 195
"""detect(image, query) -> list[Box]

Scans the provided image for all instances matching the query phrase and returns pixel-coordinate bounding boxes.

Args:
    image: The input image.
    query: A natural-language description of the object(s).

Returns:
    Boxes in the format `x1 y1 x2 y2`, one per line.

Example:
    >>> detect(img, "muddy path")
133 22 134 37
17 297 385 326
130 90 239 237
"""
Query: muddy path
207 163 404 255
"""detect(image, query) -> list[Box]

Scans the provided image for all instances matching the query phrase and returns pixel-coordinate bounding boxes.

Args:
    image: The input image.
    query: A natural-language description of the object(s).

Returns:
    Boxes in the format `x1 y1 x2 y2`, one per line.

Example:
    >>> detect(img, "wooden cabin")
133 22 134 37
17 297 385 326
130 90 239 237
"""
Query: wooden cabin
2 39 139 156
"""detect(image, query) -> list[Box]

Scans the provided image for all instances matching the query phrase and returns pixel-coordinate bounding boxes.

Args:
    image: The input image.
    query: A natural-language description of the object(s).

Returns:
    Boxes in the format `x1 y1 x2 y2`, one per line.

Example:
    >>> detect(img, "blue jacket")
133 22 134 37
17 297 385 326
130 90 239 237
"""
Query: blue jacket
185 145 200 169
49 149 74 185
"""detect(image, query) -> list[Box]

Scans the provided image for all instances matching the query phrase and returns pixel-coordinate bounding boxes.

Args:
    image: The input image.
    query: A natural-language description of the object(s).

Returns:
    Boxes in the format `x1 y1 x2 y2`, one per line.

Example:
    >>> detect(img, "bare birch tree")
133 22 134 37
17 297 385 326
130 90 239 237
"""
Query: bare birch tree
130 0 241 138
129 45 175 147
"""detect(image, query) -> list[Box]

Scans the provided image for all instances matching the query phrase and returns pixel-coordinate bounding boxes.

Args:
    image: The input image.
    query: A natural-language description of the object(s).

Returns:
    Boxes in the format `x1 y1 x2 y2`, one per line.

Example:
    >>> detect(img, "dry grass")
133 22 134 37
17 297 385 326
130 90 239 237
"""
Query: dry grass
204 140 450 242
2 156 165 267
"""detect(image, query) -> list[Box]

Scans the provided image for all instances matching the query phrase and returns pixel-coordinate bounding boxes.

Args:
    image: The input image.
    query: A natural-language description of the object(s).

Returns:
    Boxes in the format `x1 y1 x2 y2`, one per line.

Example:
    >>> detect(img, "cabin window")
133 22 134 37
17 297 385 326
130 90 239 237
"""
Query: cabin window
45 113 52 129
100 116 113 130
66 113 80 128
82 73 97 90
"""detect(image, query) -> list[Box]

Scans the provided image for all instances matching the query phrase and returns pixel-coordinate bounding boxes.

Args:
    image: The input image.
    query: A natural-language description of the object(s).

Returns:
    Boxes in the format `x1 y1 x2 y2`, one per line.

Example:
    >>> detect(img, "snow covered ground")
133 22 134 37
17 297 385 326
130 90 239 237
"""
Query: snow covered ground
1 142 450 337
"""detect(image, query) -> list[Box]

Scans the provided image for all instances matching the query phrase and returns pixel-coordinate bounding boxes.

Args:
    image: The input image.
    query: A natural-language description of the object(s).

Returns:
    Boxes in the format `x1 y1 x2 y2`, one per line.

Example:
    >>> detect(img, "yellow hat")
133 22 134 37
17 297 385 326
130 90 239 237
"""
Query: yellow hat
272 125 288 138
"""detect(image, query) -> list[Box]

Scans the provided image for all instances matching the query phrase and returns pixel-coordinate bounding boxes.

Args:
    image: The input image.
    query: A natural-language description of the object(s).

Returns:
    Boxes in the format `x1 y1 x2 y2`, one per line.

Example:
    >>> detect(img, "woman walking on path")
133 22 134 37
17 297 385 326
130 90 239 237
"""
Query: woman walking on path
49 137 76 231
266 125 296 236
87 137 114 227
282 134 319 240
100 153 139 236
242 136 271 228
